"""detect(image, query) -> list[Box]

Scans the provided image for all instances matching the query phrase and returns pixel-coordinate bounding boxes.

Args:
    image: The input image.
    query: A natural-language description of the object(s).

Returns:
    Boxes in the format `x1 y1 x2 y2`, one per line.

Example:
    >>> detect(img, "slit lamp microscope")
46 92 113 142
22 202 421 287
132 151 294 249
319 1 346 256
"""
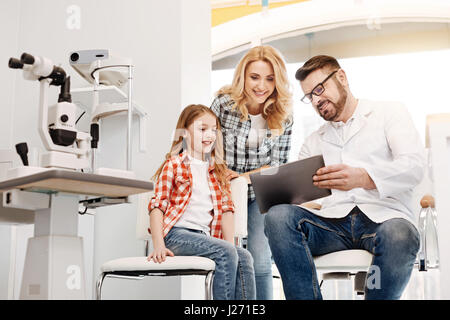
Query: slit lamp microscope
8 52 91 175
2 52 153 299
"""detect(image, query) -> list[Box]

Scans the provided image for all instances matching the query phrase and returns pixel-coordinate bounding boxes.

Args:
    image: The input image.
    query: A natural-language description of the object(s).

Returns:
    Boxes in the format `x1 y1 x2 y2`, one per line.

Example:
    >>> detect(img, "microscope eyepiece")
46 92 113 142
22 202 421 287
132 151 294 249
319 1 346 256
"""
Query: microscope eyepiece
8 58 24 69
20 52 35 65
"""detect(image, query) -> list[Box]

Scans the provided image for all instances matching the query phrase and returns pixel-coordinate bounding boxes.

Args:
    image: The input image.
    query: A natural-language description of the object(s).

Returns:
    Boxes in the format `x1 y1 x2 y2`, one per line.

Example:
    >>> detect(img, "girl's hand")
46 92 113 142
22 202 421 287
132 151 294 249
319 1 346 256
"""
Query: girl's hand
147 245 174 264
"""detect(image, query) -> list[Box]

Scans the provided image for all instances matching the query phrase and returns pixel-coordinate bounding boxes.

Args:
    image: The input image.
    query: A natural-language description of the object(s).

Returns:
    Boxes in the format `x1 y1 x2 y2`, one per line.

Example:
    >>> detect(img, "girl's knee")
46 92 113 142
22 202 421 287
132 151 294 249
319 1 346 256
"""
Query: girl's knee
218 242 239 264
237 247 254 266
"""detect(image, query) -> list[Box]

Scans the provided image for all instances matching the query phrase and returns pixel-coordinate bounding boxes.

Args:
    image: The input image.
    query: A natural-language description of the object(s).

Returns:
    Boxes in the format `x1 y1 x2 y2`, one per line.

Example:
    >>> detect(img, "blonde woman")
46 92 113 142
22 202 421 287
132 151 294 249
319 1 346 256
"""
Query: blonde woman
210 45 293 300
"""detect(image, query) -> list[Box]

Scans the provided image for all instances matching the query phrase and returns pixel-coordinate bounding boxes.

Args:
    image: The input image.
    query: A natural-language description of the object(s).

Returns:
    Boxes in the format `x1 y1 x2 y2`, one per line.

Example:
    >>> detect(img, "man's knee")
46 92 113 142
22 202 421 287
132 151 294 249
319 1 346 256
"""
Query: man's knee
264 204 295 235
377 218 420 254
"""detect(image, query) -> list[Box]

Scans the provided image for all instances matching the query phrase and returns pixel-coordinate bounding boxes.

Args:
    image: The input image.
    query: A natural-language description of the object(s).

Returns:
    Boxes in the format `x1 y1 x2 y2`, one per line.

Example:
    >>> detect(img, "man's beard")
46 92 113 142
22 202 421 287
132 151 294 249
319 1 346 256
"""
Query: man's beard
318 83 348 121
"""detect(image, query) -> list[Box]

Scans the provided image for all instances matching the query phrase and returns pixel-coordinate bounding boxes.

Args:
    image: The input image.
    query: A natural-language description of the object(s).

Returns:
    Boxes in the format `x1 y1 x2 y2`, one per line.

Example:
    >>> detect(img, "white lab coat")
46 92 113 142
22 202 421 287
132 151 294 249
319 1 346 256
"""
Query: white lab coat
298 99 426 224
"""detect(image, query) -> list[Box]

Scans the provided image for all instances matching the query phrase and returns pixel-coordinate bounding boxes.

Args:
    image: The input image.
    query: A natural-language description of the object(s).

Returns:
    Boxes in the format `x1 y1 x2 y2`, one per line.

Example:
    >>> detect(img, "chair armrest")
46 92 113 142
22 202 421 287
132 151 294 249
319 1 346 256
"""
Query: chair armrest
301 201 322 210
136 191 154 241
230 177 248 239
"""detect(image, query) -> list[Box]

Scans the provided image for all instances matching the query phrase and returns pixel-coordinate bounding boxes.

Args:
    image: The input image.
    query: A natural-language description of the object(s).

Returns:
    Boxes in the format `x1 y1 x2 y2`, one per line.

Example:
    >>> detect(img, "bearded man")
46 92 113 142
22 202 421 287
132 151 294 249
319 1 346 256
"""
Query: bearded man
264 55 425 300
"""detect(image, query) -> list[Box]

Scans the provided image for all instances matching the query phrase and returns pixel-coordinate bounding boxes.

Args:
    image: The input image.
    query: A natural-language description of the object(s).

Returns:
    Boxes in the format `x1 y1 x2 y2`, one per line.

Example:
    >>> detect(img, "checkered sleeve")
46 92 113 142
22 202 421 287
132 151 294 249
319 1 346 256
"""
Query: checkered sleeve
148 160 174 214
270 119 293 167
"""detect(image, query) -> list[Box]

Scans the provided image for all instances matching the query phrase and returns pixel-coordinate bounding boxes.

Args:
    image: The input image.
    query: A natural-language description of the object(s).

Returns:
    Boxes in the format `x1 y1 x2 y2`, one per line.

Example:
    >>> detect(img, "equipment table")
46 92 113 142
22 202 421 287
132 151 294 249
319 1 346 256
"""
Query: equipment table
0 169 153 299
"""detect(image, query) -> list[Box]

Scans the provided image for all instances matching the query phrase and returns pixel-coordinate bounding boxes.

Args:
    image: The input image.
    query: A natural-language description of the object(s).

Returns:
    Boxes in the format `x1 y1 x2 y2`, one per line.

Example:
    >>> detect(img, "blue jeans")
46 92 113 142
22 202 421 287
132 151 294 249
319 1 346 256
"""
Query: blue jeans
247 199 273 300
264 205 420 300
165 227 256 300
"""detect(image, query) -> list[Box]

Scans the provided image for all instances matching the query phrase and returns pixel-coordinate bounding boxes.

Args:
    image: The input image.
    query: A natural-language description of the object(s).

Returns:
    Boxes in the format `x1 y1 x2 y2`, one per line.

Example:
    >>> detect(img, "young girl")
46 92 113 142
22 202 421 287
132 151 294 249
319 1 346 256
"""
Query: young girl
147 104 256 300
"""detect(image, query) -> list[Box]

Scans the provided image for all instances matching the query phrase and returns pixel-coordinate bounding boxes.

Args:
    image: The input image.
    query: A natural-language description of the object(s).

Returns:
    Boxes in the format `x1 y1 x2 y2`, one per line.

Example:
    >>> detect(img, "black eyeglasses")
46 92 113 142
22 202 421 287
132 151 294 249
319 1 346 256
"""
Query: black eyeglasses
301 70 338 104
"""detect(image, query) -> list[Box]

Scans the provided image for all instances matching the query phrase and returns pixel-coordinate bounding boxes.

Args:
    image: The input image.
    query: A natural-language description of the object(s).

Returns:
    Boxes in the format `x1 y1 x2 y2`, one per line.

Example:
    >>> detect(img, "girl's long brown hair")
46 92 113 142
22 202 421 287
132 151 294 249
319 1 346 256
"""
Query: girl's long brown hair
153 104 230 194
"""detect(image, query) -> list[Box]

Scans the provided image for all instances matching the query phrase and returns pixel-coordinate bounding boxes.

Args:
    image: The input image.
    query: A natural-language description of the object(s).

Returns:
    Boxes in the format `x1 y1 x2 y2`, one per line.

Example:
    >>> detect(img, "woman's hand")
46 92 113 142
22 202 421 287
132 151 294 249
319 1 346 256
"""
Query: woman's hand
240 172 251 184
226 169 240 182
147 245 174 264
240 166 270 185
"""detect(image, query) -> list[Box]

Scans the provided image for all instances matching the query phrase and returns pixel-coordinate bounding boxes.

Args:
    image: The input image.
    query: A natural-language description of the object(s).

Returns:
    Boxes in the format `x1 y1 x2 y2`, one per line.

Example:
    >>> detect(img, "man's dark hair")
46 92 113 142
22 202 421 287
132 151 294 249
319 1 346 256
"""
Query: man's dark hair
295 55 341 81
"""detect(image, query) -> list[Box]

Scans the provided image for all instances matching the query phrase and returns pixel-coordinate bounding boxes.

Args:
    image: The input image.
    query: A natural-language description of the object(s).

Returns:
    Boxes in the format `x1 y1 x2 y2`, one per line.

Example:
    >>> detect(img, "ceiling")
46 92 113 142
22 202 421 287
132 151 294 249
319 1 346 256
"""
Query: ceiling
211 0 450 70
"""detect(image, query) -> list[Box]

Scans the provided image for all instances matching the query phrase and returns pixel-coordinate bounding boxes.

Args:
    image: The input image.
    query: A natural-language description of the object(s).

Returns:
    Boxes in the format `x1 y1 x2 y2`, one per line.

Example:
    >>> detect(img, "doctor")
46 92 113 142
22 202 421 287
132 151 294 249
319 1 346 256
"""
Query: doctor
264 55 425 300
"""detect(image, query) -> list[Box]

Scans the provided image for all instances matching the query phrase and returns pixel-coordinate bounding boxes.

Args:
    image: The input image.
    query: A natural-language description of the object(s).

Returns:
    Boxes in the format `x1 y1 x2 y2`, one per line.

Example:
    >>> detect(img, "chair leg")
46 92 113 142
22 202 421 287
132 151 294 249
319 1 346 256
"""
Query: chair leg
205 271 214 300
354 272 367 295
95 270 215 300
95 272 107 300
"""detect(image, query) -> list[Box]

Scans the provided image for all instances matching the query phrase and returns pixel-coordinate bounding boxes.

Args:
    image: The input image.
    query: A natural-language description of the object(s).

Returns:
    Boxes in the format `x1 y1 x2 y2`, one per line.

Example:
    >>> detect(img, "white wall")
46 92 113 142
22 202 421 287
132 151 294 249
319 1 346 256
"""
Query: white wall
0 1 20 149
0 0 211 299
0 0 24 300
181 1 212 107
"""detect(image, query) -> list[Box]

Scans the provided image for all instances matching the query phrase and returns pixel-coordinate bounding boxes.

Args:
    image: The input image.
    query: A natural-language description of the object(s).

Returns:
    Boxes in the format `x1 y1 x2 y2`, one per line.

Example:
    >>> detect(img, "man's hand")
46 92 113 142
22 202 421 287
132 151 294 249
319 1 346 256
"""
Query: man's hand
313 164 376 191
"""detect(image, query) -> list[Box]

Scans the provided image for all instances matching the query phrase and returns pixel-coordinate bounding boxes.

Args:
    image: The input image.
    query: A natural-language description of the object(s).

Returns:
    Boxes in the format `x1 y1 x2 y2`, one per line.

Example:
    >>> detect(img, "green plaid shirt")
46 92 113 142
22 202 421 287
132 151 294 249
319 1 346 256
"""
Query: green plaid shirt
211 94 293 201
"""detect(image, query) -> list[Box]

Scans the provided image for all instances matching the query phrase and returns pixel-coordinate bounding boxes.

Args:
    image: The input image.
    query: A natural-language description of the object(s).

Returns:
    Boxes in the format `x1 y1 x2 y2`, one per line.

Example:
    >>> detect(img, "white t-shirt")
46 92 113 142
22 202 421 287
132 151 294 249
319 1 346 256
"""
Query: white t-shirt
175 155 214 234
247 113 267 149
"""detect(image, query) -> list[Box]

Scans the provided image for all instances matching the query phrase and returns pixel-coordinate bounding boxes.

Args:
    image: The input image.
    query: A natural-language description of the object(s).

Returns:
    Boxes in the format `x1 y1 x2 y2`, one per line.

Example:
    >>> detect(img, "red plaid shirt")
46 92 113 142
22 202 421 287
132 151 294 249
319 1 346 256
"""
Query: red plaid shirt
148 151 234 239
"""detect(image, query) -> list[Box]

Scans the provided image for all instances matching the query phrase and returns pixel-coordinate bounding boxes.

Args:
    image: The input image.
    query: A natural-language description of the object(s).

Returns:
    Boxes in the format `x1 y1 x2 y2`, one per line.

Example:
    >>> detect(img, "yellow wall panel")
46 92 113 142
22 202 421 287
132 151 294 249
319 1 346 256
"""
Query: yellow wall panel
212 0 307 27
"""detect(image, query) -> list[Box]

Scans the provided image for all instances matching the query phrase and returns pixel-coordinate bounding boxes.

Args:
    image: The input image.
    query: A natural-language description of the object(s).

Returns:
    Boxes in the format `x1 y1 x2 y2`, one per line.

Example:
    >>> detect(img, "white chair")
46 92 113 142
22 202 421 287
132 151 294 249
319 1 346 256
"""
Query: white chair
312 192 439 296
313 149 440 297
95 176 248 300
246 168 439 298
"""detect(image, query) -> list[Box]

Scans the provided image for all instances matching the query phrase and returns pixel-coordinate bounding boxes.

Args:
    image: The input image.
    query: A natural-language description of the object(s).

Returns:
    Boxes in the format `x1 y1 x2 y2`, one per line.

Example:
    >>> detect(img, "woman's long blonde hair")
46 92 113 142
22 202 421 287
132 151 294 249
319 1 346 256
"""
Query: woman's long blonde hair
153 104 230 194
218 45 293 136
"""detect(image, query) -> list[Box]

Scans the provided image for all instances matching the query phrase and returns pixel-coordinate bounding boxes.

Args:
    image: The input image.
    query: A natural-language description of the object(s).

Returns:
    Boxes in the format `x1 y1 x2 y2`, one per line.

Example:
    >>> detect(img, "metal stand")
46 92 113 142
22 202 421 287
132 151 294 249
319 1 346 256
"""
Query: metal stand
127 66 133 171
20 193 86 299
91 64 135 173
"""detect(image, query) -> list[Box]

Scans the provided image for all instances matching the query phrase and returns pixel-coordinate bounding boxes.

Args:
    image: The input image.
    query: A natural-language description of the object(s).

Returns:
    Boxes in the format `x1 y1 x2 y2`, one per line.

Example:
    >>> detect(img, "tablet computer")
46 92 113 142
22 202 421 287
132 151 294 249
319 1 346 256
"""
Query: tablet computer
249 155 331 214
